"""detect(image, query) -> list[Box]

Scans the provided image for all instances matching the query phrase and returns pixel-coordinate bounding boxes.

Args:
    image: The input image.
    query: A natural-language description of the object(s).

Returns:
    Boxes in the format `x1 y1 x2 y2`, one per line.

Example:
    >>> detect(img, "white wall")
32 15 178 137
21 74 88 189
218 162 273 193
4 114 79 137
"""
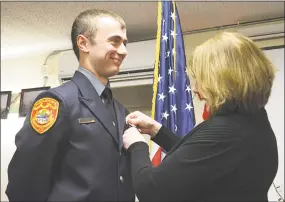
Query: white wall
264 47 284 201
1 54 47 92
1 34 284 201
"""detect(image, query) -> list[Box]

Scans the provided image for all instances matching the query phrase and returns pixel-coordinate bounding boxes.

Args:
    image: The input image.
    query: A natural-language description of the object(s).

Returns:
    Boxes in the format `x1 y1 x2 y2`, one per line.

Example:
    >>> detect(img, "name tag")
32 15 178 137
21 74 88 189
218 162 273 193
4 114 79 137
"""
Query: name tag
78 118 96 124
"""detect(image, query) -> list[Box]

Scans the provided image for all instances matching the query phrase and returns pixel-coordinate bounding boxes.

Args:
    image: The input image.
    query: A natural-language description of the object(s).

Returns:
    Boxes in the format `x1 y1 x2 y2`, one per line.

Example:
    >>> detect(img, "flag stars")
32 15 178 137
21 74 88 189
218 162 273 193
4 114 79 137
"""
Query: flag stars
158 74 163 83
170 12 176 20
170 30 177 38
162 111 169 120
158 93 166 101
162 34 168 42
165 51 171 58
185 85 191 93
169 85 176 94
168 68 173 75
171 104 177 113
172 48 176 55
185 103 193 111
166 51 170 58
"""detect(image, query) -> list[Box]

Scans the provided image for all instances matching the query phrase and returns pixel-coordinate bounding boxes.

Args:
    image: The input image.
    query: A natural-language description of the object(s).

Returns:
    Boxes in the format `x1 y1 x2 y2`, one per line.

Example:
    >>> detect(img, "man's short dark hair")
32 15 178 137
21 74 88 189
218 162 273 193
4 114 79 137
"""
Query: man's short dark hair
71 9 126 61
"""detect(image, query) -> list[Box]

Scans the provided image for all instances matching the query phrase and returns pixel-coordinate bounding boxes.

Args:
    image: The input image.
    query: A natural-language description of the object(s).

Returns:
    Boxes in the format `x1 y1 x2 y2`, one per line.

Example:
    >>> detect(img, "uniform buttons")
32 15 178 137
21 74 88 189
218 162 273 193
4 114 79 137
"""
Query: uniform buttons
113 121 116 126
119 176 124 183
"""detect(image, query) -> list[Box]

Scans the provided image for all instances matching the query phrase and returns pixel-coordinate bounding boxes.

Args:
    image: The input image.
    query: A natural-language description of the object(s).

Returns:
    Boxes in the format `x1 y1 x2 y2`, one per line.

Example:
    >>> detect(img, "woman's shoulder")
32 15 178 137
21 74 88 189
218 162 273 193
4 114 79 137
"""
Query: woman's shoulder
188 114 244 141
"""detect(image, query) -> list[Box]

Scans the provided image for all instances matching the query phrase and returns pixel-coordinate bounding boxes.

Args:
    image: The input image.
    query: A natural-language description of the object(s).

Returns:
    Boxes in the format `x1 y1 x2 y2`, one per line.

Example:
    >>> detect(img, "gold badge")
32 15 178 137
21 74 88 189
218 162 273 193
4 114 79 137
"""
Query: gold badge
30 98 59 134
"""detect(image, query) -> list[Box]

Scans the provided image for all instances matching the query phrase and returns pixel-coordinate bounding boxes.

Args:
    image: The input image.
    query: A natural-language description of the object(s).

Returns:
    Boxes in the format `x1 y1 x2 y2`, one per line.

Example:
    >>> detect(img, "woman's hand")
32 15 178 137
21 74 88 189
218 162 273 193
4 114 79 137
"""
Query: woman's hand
126 111 162 138
123 127 147 150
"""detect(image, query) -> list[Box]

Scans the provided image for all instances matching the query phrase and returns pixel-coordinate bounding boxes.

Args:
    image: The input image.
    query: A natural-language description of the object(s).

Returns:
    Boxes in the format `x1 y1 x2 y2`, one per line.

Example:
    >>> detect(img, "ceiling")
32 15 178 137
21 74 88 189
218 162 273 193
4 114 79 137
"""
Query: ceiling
1 1 284 60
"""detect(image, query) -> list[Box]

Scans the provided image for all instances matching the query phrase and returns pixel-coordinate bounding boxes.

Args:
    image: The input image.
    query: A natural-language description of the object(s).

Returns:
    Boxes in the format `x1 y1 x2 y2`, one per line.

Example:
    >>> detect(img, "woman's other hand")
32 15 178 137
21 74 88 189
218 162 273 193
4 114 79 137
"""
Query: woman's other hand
123 127 147 150
126 111 162 138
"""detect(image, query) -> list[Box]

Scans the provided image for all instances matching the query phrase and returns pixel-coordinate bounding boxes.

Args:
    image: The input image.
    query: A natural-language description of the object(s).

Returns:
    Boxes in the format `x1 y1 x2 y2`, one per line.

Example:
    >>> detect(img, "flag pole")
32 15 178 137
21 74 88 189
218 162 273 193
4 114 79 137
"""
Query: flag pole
149 1 162 155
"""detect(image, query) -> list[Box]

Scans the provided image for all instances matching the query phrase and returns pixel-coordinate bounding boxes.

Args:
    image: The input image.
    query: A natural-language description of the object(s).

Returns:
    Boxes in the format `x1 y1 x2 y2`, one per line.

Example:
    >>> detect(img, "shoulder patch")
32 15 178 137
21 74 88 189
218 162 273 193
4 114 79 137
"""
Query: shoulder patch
30 98 59 134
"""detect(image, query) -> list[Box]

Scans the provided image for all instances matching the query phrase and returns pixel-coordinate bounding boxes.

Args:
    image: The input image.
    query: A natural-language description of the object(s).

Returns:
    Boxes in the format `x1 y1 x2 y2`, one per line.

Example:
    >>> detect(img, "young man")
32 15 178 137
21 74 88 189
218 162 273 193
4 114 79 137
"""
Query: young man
6 9 135 201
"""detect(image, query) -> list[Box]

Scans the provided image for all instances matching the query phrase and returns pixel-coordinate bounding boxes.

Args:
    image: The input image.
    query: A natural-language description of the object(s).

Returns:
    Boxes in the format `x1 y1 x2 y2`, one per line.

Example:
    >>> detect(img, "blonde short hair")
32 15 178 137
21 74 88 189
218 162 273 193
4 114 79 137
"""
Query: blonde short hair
188 32 276 115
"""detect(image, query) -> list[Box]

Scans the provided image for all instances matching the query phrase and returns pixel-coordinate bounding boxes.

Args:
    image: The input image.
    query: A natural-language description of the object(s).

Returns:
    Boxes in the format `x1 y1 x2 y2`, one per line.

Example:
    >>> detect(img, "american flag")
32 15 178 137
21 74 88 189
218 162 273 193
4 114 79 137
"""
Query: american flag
149 1 196 166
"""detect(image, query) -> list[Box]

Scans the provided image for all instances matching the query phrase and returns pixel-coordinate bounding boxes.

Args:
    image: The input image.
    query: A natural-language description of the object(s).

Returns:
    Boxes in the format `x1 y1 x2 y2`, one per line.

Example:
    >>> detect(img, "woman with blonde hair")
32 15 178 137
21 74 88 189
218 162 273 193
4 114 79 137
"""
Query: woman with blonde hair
123 32 278 201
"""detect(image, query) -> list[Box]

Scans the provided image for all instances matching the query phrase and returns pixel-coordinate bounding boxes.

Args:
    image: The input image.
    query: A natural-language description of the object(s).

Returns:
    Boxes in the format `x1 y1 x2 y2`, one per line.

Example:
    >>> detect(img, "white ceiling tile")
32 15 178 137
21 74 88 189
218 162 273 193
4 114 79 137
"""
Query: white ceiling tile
1 1 284 59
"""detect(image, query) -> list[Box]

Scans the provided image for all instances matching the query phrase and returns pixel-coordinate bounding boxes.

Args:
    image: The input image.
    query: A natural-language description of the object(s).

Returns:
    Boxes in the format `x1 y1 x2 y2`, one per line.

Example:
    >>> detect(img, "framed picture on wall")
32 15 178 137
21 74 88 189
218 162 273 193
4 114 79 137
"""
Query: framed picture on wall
19 87 51 117
1 91 12 119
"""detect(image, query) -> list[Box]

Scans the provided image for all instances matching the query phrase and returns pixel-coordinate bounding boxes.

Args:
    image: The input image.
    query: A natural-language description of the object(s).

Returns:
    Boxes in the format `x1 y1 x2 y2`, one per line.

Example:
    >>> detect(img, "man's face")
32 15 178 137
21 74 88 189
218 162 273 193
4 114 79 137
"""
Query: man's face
88 16 128 79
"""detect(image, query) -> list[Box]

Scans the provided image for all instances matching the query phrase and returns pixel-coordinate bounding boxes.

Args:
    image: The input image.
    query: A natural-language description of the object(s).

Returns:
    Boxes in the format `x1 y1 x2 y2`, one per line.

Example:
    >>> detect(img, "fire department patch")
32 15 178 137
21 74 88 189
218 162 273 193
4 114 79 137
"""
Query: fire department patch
30 98 59 134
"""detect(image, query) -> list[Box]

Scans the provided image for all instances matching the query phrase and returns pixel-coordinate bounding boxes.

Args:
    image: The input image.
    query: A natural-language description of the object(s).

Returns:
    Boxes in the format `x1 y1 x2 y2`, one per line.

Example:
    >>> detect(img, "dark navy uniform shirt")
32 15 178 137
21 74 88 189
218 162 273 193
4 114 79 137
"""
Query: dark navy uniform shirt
6 68 135 201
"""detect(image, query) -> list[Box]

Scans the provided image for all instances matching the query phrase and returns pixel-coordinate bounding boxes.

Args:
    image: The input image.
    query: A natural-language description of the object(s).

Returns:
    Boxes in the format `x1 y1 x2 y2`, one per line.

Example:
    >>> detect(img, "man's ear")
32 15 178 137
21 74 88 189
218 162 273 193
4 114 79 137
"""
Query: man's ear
77 34 89 53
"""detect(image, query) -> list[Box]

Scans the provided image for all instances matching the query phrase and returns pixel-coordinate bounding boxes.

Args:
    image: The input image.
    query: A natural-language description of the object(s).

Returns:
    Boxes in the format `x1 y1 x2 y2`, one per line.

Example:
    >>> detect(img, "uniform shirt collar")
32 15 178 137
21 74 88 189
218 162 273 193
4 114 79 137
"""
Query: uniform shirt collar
77 66 110 97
